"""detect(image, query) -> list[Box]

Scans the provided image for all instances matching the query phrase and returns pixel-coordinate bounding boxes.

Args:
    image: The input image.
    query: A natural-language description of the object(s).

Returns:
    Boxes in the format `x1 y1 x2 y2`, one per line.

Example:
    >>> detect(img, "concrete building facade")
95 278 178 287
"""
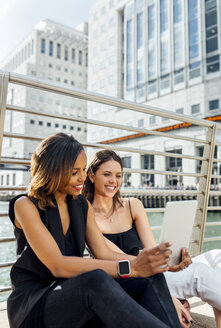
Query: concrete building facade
88 0 221 189
0 19 88 187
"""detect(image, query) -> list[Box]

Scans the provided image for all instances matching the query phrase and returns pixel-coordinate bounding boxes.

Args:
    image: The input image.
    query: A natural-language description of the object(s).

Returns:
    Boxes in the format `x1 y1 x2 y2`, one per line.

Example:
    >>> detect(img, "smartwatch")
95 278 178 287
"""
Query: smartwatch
118 259 131 278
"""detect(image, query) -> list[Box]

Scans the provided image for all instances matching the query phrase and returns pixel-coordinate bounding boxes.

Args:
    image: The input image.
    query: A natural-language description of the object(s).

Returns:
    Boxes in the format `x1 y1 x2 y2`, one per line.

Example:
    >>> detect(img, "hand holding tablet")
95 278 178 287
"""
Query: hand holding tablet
160 200 198 266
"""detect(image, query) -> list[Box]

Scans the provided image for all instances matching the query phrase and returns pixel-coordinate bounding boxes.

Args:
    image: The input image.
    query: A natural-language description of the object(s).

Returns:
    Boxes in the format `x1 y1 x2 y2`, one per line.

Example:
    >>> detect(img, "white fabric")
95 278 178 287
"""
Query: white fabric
164 249 221 310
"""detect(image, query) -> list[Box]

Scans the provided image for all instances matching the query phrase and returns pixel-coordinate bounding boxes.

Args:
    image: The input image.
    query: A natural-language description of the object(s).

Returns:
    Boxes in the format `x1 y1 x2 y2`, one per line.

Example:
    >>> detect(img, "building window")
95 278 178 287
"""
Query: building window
188 0 200 59
141 155 154 187
109 0 114 8
70 126 74 130
1 175 3 185
31 39 34 54
79 50 82 65
166 149 182 187
205 0 218 54
6 174 9 186
121 156 131 187
176 108 184 114
39 121 43 126
30 119 35 124
47 122 51 127
41 38 45 54
64 46 68 61
138 119 144 128
86 52 88 67
57 43 61 59
101 6 106 15
77 127 81 131
12 173 16 186
209 99 219 110
72 48 75 63
55 123 59 128
49 41 53 56
206 55 220 73
189 61 201 79
191 104 200 114
149 116 156 125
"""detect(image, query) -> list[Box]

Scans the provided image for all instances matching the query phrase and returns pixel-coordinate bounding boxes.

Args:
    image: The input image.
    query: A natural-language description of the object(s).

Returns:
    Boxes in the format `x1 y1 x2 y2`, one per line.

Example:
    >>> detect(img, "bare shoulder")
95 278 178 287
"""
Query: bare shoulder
14 196 35 211
86 200 95 220
129 197 144 208
86 199 93 211
14 196 39 220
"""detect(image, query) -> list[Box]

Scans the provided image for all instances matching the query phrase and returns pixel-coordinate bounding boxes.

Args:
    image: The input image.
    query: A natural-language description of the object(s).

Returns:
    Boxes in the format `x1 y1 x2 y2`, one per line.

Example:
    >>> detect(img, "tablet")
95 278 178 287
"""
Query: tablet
160 200 198 266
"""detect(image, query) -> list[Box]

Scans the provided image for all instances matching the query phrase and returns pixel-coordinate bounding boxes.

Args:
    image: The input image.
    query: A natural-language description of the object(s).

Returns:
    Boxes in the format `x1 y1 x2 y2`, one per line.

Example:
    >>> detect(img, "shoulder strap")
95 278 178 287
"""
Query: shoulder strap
128 198 134 221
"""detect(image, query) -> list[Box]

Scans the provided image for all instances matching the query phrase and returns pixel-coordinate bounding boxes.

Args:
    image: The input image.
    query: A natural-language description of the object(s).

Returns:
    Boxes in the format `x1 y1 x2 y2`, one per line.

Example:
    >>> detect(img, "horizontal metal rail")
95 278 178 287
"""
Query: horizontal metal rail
123 168 203 178
6 104 209 144
3 131 207 160
0 237 15 243
0 261 15 269
0 186 27 191
7 71 217 128
203 236 221 242
0 286 11 293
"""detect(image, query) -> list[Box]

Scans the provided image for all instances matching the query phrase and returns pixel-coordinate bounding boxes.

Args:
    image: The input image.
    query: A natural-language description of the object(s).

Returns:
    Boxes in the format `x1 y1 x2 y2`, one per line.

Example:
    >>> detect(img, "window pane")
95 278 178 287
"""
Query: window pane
209 99 219 110
41 39 45 54
206 10 217 28
206 36 218 53
191 104 200 114
137 12 144 48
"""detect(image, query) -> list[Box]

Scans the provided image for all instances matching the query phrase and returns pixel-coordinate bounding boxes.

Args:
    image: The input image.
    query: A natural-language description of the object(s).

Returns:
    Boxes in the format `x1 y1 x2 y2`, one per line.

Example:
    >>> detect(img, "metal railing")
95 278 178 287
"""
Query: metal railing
0 70 221 295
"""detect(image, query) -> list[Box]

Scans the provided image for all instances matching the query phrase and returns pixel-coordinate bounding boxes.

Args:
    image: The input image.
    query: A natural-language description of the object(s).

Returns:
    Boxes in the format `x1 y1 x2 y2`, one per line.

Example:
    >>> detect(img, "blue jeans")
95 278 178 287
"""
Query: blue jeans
43 269 180 328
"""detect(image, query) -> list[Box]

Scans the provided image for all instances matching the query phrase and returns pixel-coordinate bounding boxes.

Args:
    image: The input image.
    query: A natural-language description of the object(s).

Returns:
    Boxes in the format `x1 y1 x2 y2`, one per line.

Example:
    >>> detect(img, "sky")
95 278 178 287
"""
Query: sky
0 0 98 63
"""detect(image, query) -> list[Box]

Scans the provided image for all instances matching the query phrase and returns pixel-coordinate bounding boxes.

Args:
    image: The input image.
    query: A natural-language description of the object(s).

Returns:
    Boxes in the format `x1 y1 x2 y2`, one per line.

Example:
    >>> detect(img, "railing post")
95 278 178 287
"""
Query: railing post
0 70 9 157
190 125 217 256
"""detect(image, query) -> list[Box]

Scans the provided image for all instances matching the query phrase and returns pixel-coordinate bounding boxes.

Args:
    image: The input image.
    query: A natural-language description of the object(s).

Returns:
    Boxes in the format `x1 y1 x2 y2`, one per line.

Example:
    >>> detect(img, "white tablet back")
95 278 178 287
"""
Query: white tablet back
160 200 198 266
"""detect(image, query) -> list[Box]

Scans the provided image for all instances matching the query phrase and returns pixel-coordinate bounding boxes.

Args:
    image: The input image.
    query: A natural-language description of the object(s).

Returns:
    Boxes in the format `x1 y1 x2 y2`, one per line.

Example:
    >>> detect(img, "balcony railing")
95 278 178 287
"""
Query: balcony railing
0 70 221 295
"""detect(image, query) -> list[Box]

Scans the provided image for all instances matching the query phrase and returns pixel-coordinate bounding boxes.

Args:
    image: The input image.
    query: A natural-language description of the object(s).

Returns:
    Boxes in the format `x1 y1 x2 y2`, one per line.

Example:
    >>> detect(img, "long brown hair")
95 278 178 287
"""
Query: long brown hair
82 149 123 211
28 133 83 209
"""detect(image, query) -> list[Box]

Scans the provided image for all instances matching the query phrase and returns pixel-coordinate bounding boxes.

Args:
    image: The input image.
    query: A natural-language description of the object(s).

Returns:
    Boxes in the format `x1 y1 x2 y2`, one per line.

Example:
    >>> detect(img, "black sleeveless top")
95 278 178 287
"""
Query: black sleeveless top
7 194 88 328
103 199 143 256
103 221 142 256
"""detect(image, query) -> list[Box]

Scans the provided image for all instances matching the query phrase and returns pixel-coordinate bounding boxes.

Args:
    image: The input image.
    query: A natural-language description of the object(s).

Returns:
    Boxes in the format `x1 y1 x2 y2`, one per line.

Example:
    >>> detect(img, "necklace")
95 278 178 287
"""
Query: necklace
93 206 114 223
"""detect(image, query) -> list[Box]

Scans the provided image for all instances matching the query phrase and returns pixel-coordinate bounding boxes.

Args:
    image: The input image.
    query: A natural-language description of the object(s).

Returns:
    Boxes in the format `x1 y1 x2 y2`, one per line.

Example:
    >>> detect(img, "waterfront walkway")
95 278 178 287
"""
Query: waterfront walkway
0 297 216 328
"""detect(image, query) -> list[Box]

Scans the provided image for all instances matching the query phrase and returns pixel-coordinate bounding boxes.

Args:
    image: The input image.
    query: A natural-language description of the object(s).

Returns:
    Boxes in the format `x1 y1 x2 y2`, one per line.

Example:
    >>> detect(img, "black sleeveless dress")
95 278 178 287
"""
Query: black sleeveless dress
7 194 88 328
103 221 142 256
103 199 143 256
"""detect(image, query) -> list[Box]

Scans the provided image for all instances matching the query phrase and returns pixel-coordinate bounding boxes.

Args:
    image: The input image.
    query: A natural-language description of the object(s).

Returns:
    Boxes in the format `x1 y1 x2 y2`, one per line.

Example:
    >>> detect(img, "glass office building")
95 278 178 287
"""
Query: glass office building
88 0 221 188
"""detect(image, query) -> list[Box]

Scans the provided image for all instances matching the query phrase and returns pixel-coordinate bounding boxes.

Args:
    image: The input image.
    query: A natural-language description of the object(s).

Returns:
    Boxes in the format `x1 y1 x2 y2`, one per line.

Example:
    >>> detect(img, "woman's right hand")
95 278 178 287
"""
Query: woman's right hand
172 297 192 328
130 242 172 277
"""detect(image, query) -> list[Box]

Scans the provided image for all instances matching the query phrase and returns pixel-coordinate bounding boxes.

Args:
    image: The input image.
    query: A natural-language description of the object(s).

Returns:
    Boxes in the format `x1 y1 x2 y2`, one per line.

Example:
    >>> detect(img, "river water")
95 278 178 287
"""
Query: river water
0 200 220 302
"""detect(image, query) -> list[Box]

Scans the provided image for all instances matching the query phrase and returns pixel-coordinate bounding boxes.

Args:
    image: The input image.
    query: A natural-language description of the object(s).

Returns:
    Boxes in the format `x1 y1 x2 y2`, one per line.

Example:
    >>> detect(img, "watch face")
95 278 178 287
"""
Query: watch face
118 260 130 275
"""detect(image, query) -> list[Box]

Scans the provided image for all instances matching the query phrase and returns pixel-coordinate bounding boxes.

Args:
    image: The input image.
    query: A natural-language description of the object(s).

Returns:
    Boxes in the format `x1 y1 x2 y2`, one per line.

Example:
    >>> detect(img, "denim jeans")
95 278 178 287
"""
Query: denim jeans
43 269 180 328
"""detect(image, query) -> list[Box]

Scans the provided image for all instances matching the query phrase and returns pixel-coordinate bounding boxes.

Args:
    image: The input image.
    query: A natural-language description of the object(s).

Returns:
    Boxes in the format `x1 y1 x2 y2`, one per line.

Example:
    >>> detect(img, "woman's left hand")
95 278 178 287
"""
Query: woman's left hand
169 247 192 272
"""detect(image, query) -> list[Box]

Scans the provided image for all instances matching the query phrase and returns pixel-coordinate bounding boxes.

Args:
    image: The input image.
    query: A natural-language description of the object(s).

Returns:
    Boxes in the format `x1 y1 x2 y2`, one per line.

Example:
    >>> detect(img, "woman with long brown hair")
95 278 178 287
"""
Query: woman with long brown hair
83 149 221 328
8 133 181 328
